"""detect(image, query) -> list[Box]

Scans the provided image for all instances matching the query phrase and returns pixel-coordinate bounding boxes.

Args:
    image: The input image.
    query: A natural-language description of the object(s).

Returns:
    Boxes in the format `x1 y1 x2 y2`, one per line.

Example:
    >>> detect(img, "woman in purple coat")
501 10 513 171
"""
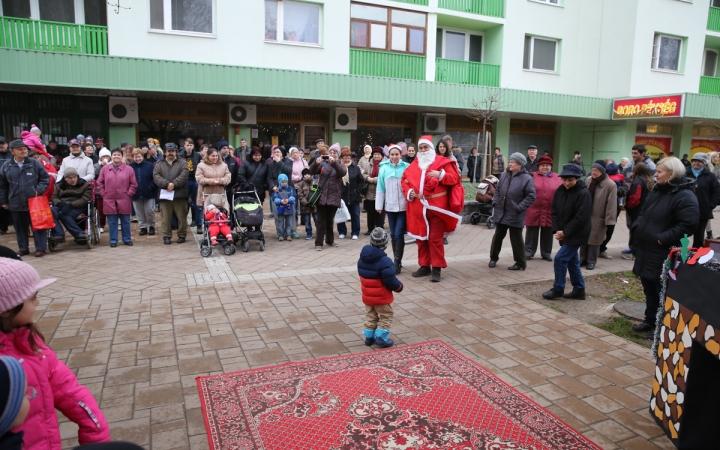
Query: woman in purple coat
97 148 138 247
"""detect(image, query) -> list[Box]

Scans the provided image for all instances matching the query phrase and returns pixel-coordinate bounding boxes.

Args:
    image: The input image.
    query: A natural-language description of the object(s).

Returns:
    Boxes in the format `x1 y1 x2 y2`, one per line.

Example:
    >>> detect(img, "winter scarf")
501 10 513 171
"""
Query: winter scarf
342 162 351 185
371 159 381 177
588 172 608 197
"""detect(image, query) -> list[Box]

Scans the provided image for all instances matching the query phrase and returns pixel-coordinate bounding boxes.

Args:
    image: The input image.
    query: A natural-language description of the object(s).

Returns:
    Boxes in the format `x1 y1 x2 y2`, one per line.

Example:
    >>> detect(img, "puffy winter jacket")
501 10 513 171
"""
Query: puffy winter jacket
308 159 347 208
375 159 408 213
273 184 296 215
130 159 157 200
51 178 91 209
0 327 110 450
0 157 50 211
686 166 720 220
238 155 270 201
551 180 592 247
341 162 366 206
195 161 230 205
525 172 561 227
297 178 316 214
357 245 403 306
492 168 536 228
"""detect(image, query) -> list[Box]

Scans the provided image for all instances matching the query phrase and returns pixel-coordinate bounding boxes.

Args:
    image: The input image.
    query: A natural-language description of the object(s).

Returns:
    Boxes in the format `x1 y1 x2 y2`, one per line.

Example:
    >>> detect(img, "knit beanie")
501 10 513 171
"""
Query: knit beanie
329 143 341 155
76 134 85 142
63 167 79 178
370 227 389 249
0 356 26 435
99 149 111 159
217 140 229 150
0 258 56 314
606 163 619 175
510 152 527 166
301 168 311 176
591 160 607 174
278 173 288 184
30 124 41 136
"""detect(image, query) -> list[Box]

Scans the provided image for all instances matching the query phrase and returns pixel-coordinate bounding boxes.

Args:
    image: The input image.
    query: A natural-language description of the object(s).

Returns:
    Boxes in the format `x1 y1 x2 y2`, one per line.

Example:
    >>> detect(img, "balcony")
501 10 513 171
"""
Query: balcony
700 76 720 95
350 49 426 81
439 0 504 18
709 7 720 32
0 16 107 55
436 58 500 87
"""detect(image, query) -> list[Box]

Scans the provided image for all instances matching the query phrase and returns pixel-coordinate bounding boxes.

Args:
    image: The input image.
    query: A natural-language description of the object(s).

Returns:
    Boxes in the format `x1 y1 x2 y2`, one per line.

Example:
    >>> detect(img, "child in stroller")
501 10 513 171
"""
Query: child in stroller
470 175 499 228
205 194 233 246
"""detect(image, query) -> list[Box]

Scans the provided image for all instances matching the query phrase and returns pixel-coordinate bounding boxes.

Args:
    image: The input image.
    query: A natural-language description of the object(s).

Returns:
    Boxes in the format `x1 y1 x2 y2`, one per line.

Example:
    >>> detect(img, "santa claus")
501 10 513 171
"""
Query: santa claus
401 136 464 282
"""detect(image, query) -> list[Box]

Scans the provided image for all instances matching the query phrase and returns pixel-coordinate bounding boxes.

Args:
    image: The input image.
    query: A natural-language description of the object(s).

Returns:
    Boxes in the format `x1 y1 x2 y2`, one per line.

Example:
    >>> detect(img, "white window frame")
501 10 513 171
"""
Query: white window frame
0 0 89 24
265 0 323 48
651 33 683 73
703 49 718 77
528 0 562 7
436 27 484 62
148 0 216 38
523 35 559 74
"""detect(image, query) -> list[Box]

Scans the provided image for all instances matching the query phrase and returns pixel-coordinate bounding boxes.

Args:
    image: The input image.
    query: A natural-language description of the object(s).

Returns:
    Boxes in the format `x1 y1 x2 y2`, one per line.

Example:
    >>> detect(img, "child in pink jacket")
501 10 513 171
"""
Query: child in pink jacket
0 258 110 450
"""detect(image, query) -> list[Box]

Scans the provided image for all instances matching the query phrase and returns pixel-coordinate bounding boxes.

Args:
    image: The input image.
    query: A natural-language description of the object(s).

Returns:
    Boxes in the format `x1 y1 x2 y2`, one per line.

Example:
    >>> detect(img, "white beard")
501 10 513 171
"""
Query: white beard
417 150 436 170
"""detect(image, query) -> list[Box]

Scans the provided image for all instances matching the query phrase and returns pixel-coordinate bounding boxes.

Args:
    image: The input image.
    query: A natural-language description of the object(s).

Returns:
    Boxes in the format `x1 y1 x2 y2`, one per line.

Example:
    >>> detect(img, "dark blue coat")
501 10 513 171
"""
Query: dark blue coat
0 157 49 211
357 245 403 306
130 160 157 200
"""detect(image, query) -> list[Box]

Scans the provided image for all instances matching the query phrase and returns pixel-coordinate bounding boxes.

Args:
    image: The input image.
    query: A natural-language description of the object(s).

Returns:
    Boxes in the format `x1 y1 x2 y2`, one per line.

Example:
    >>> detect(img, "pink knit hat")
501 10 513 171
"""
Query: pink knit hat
0 259 56 313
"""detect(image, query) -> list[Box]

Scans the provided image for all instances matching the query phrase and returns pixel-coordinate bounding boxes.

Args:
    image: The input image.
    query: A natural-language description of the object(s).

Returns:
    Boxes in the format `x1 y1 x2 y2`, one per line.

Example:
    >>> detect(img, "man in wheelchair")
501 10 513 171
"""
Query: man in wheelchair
49 167 91 244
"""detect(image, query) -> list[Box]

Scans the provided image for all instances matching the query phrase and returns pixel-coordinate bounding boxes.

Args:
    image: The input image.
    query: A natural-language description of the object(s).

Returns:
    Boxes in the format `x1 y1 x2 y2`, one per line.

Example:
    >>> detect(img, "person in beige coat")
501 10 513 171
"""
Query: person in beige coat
195 148 231 207
580 161 617 270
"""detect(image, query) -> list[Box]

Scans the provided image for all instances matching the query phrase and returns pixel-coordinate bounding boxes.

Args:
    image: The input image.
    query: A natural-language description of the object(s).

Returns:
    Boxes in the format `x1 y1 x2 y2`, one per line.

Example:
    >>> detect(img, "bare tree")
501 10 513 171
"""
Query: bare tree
465 87 512 182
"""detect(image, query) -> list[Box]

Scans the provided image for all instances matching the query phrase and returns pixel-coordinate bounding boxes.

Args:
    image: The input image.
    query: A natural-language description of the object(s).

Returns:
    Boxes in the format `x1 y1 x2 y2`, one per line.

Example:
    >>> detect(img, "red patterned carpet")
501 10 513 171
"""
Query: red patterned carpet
197 341 600 449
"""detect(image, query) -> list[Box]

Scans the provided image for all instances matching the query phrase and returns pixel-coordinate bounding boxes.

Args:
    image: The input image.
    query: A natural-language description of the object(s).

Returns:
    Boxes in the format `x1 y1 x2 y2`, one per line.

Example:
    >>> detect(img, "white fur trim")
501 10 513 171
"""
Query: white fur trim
418 138 434 150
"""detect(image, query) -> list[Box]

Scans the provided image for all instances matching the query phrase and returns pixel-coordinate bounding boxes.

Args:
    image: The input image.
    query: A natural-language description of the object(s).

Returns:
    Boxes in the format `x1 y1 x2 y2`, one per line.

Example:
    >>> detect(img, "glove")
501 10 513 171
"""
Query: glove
62 203 73 215
55 202 66 210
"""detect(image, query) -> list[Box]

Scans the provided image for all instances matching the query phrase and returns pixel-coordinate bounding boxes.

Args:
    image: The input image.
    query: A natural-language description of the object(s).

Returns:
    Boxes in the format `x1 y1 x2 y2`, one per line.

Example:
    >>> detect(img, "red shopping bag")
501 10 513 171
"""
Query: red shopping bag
28 195 55 230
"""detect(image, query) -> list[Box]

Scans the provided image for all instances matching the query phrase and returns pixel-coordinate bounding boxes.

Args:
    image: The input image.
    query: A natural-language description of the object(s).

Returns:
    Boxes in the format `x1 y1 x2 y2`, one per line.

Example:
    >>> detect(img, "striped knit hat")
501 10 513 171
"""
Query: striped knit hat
0 259 56 314
370 227 389 249
0 356 26 435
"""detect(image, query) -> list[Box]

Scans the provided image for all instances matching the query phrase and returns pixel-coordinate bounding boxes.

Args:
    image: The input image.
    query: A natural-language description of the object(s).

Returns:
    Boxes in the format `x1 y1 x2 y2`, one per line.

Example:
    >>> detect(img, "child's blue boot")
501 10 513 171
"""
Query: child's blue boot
374 329 394 348
363 329 375 346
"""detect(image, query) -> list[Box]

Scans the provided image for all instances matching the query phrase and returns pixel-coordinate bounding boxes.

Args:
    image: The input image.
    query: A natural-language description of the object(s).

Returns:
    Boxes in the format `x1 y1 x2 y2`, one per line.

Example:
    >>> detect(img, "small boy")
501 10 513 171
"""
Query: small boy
273 174 296 241
297 168 318 240
0 356 30 450
357 228 403 348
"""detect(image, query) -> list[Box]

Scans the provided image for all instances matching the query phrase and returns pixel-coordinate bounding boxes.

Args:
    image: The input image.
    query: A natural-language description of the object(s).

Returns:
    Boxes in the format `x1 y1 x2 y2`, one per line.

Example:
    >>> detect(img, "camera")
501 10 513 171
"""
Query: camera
322 155 329 160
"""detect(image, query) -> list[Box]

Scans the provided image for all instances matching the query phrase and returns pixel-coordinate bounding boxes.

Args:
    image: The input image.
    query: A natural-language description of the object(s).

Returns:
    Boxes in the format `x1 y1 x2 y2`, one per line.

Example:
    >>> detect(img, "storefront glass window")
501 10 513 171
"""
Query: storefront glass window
351 126 414 157
252 123 300 153
303 125 326 151
139 119 224 148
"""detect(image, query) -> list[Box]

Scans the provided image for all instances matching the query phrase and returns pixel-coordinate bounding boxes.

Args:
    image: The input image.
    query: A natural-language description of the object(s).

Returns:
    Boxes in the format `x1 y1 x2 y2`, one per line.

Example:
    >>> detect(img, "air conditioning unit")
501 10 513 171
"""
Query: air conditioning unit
335 108 357 130
228 104 257 125
109 97 138 124
423 113 446 133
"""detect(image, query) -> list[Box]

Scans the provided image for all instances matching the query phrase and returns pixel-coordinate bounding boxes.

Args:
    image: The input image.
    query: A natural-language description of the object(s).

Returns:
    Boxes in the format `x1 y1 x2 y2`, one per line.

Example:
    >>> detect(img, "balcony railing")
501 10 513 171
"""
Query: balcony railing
0 16 107 55
393 0 429 5
710 7 720 32
436 58 500 87
350 49 426 81
439 0 504 18
700 76 720 95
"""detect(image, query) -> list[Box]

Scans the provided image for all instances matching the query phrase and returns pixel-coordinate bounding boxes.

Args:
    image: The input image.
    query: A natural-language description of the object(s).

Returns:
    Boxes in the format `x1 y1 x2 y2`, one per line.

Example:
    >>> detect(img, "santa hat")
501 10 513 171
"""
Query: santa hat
417 135 435 151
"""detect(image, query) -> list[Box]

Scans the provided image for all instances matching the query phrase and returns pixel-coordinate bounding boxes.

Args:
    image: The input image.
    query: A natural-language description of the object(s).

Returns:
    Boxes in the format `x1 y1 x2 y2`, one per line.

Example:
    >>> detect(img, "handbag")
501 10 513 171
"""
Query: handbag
307 166 334 208
28 195 55 230
334 200 351 223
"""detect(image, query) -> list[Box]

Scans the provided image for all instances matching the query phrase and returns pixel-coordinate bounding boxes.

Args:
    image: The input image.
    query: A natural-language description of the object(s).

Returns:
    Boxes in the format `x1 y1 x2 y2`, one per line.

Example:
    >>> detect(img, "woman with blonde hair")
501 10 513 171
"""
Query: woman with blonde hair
195 148 231 228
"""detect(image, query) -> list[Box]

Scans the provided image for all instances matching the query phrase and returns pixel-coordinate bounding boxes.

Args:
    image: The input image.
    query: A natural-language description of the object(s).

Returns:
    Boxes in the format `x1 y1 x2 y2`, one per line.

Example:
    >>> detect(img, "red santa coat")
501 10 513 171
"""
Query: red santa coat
525 171 562 227
401 156 464 239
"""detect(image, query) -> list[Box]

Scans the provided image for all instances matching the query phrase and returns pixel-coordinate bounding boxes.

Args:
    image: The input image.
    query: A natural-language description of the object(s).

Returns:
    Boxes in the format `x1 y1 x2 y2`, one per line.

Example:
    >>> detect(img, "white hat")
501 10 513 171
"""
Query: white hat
99 149 111 159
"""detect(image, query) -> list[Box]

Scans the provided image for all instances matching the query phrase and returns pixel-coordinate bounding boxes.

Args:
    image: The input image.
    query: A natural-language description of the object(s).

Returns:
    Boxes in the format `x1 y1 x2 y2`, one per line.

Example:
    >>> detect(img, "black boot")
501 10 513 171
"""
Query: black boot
430 267 441 282
394 241 404 274
708 231 714 240
412 266 431 277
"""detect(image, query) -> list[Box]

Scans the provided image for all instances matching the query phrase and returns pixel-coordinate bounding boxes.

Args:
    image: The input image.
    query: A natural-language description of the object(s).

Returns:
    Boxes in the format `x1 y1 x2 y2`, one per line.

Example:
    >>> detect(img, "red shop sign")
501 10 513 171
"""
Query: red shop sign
612 95 684 119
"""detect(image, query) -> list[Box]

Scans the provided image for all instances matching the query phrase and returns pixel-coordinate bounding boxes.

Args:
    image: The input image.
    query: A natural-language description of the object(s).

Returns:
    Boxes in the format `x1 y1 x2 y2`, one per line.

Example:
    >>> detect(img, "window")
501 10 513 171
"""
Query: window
714 0 720 7
523 35 557 72
651 34 682 72
149 0 214 35
39 0 74 23
436 28 482 62
265 0 321 45
703 49 718 77
83 0 106 26
1 0 31 18
350 2 426 55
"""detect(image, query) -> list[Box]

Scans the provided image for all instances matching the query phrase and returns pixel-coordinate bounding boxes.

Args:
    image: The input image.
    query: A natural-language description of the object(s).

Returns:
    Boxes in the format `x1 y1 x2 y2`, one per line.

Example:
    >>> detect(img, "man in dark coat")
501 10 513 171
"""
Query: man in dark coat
525 145 539 173
489 152 536 270
686 152 720 248
0 136 10 234
542 164 592 300
49 167 92 243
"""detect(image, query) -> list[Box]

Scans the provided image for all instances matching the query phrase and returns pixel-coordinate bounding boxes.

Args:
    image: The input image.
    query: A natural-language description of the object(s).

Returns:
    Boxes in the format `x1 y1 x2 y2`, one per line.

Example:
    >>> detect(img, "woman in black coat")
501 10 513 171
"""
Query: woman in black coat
685 153 720 248
337 148 366 239
238 147 269 204
466 147 478 183
631 157 699 332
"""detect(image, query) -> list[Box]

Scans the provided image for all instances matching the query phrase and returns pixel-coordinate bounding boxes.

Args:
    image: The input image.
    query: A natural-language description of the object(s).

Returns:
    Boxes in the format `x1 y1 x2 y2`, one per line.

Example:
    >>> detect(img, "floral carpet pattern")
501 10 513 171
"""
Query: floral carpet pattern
197 341 600 449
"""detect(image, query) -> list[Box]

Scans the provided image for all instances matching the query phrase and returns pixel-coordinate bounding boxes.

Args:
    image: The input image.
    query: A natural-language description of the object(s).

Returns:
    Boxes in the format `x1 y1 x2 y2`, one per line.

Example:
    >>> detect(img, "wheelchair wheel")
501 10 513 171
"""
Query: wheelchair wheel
242 241 249 252
223 245 234 256
259 240 265 251
48 240 56 252
200 246 212 257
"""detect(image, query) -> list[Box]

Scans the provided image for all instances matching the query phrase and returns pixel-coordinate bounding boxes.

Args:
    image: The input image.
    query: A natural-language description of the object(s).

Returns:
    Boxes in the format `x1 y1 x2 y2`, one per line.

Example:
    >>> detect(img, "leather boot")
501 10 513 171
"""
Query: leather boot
430 267 441 282
394 241 404 274
412 266 431 277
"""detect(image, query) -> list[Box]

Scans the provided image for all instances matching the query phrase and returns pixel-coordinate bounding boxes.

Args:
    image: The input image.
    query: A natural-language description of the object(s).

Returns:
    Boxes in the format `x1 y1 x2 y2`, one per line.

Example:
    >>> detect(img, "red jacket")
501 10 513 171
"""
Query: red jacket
525 172 562 227
358 245 403 306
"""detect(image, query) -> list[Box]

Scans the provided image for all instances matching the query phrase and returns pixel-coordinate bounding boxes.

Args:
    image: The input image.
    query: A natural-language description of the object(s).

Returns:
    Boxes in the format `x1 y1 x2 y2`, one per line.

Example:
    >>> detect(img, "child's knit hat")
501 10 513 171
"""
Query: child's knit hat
0 258 56 314
370 227 389 249
301 168 311 176
278 174 288 184
0 356 26 435
30 124 41 136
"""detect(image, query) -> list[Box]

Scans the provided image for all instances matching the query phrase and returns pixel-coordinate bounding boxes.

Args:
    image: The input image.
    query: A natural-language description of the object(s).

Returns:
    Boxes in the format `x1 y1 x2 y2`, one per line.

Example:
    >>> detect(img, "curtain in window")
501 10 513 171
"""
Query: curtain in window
171 0 212 33
39 0 75 23
1 0 31 18
445 31 465 61
265 0 277 40
283 2 319 44
351 21 367 47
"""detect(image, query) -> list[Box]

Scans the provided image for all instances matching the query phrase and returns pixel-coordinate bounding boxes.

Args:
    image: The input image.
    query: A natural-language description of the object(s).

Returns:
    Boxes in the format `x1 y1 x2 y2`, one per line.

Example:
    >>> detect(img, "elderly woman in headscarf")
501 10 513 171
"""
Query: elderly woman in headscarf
358 145 373 168
359 146 386 235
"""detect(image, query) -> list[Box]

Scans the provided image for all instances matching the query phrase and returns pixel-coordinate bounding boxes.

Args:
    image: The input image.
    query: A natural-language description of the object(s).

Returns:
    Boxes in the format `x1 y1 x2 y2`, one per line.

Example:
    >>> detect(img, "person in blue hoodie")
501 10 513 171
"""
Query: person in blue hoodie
130 149 157 236
357 228 403 348
273 173 296 240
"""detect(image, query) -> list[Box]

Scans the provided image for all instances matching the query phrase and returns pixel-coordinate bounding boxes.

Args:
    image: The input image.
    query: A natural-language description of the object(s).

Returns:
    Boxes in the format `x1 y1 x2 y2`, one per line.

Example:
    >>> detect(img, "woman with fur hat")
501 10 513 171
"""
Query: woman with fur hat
524 155 561 261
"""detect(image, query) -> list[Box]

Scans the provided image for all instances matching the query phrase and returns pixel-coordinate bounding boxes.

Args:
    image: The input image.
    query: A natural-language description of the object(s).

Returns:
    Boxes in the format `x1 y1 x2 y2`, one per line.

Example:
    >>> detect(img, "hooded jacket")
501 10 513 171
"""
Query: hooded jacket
297 177 316 214
632 177 699 282
375 159 409 213
685 166 720 220
357 245 403 306
0 327 110 450
492 167 536 228
0 157 50 211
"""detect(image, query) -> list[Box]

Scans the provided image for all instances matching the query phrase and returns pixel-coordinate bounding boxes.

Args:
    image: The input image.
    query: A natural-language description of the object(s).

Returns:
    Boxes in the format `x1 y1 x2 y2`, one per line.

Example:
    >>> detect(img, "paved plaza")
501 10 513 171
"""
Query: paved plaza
3 211 702 450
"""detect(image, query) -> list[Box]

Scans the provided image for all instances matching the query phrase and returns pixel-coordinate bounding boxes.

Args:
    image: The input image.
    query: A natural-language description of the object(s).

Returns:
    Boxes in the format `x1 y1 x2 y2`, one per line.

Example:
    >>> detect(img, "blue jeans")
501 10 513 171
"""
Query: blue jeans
275 214 292 238
10 210 47 252
553 244 585 292
186 180 202 227
302 212 317 236
386 211 407 243
51 207 85 239
108 214 131 244
337 202 361 237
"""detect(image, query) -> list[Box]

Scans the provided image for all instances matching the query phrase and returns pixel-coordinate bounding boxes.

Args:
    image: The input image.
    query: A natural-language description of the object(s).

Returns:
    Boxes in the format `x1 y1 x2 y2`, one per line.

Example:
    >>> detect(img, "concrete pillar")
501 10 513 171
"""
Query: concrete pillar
672 123 693 157
492 118 510 156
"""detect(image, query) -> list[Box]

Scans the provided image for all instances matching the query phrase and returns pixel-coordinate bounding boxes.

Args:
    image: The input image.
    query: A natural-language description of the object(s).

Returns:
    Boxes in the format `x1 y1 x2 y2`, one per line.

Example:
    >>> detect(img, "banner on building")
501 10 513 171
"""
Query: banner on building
635 136 672 160
690 139 720 158
613 95 684 120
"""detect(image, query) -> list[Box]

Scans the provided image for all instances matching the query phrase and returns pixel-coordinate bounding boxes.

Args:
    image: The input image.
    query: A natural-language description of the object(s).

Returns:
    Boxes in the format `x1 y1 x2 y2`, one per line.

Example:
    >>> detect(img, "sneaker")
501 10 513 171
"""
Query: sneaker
352 235 358 240
287 236 293 241
598 252 613 260
305 234 313 240
278 236 284 241
98 227 104 234
339 234 345 239
622 254 635 260
621 249 632 254
131 216 138 223
292 233 300 239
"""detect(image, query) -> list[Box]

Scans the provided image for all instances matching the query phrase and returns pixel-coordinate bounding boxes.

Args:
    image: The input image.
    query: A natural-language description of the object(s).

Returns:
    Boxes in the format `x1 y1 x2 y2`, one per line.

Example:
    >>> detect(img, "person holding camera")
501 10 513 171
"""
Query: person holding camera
309 144 346 250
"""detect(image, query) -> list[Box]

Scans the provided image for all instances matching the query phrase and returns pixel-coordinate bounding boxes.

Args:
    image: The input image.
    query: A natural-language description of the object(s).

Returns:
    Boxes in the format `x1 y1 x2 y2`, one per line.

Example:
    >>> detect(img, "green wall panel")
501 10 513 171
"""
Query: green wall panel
108 124 136 150
684 93 720 119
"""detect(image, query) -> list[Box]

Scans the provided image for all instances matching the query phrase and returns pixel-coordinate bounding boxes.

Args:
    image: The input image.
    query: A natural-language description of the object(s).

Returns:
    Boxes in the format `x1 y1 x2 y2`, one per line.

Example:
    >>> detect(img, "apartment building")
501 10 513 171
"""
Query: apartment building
1 0 720 169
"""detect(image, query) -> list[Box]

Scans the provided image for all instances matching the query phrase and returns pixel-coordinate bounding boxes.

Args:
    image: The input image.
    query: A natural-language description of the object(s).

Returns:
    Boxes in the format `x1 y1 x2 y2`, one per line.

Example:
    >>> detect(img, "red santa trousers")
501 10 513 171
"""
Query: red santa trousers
208 223 232 241
416 210 447 268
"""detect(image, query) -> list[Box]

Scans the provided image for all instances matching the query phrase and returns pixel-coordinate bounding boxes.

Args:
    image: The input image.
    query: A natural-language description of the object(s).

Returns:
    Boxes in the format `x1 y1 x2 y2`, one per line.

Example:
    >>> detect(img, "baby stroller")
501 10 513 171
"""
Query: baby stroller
470 175 499 229
233 187 265 252
200 191 237 257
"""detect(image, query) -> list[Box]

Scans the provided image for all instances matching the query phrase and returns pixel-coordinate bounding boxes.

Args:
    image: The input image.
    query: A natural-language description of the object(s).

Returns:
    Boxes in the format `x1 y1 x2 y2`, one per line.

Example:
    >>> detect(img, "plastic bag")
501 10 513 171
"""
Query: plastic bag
28 195 55 230
334 200 351 223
